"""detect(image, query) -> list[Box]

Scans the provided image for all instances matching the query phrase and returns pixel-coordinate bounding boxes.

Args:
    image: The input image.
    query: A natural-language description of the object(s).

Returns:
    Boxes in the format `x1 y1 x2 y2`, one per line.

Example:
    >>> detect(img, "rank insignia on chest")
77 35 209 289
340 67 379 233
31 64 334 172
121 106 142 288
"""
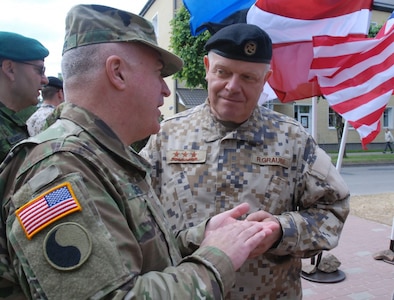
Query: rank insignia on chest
167 150 206 163
16 182 82 239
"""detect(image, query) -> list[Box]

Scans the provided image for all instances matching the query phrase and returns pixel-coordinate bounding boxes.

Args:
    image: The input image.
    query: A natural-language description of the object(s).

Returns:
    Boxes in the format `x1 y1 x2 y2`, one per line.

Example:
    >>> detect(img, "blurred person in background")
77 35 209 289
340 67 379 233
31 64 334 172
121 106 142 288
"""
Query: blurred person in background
0 31 49 160
27 76 64 136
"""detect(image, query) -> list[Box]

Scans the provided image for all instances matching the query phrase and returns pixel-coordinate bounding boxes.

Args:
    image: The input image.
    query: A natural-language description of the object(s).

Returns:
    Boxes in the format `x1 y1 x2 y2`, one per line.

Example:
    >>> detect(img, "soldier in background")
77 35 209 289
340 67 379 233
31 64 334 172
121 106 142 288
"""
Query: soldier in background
0 5 278 299
0 31 49 161
141 23 350 299
27 76 64 136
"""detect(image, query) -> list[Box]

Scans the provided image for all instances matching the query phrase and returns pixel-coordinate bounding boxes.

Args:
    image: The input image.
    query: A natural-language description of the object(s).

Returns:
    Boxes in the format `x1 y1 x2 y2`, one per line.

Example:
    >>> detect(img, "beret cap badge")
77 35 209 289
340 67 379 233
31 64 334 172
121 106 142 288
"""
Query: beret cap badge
244 41 257 56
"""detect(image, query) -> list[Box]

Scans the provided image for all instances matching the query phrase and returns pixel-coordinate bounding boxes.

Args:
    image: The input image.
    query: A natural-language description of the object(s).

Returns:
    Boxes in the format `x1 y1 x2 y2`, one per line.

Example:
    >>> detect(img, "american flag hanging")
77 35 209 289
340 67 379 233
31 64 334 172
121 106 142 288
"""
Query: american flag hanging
309 11 394 149
247 0 372 102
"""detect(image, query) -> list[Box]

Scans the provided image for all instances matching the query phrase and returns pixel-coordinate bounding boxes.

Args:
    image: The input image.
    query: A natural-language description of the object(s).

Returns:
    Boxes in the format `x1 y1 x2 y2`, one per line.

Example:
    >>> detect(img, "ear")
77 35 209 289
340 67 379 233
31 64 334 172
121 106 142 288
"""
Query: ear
203 55 210 81
264 69 273 82
105 55 126 91
1 60 16 81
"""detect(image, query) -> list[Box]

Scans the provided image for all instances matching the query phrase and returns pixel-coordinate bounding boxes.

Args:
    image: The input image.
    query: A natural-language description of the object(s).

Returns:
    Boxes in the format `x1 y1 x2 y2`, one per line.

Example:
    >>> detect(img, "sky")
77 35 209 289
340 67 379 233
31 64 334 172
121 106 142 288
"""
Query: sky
1 0 146 77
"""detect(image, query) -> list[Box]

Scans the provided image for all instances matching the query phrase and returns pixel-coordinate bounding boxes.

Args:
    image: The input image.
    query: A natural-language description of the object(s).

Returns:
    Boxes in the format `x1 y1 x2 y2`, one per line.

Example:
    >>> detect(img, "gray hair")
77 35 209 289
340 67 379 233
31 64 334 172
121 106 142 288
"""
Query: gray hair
61 44 103 80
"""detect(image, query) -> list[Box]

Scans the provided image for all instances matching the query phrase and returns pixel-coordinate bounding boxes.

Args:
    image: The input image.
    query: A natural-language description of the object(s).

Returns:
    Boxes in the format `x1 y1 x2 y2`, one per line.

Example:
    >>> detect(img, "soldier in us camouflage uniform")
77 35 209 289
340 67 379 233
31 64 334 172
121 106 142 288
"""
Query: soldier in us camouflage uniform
141 24 350 299
0 31 49 161
0 5 277 299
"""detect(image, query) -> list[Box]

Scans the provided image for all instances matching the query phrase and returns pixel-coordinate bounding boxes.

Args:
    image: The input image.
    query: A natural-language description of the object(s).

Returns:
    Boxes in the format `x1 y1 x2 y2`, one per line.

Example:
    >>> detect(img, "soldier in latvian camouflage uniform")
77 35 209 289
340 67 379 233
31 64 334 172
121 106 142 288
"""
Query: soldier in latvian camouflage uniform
26 76 64 137
141 23 350 299
0 5 279 300
0 31 49 161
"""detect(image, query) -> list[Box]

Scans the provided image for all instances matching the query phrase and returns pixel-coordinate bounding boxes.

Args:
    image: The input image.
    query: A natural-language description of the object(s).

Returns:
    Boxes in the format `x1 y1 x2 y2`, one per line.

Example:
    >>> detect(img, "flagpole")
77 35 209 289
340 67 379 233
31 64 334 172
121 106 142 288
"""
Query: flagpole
336 120 349 172
312 96 317 140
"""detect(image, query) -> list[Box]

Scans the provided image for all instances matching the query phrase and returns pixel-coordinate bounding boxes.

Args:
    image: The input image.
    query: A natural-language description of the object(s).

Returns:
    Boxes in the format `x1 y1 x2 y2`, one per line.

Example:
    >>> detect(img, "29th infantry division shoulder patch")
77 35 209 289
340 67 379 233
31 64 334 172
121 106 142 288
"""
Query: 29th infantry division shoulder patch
44 222 92 271
16 182 82 239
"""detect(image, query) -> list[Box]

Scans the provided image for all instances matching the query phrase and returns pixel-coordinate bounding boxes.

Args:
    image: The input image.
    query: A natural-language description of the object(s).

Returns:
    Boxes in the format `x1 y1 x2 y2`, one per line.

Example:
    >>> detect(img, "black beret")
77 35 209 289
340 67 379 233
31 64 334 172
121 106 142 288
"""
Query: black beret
205 23 272 63
0 31 49 61
46 76 63 89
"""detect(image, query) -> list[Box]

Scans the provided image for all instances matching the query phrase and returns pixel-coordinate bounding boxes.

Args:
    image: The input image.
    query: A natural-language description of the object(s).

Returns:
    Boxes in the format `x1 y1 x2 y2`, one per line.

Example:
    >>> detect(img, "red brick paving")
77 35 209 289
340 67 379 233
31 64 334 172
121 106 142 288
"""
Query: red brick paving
302 214 394 299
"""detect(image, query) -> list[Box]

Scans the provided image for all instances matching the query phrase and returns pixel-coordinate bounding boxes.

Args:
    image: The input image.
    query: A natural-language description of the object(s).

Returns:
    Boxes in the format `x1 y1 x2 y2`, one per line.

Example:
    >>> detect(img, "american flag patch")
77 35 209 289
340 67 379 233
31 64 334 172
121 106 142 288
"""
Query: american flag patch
16 182 82 239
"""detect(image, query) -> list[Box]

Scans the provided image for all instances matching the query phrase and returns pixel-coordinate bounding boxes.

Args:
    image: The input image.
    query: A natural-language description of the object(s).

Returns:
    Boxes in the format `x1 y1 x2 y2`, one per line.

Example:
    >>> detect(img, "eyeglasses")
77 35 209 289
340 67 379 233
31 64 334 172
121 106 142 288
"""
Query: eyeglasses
18 61 46 76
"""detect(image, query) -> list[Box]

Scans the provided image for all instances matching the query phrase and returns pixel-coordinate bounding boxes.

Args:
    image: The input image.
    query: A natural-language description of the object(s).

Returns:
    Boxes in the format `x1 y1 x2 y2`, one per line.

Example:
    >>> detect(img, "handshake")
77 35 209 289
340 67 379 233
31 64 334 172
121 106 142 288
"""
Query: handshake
202 203 281 271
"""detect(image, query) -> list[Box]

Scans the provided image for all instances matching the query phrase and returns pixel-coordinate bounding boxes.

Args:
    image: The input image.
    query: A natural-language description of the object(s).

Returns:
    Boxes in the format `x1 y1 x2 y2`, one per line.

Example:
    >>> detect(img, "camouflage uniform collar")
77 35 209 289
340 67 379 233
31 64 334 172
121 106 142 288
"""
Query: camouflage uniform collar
58 103 150 173
59 102 120 141
203 100 265 144
0 101 27 126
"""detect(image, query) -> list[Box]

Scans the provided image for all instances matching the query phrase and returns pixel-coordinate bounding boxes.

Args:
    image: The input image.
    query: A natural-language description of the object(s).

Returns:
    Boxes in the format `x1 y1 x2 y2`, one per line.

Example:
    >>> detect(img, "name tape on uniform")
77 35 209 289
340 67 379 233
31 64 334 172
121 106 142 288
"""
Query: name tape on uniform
252 154 290 168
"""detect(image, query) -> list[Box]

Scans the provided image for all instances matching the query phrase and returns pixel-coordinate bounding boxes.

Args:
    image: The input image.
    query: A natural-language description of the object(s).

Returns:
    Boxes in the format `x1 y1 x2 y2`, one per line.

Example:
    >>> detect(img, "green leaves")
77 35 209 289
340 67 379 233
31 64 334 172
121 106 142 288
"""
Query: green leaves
170 6 210 88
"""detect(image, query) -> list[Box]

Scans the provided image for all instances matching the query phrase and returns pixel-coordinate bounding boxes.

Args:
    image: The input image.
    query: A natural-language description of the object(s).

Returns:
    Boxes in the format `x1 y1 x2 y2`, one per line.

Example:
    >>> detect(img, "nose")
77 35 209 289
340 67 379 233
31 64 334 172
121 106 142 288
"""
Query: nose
162 78 171 97
41 74 49 85
225 75 241 92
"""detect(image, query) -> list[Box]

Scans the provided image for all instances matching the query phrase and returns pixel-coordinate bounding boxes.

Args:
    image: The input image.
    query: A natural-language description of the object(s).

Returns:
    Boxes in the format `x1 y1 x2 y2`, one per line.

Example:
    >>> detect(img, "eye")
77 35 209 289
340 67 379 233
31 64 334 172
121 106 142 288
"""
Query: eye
242 74 259 83
215 68 228 78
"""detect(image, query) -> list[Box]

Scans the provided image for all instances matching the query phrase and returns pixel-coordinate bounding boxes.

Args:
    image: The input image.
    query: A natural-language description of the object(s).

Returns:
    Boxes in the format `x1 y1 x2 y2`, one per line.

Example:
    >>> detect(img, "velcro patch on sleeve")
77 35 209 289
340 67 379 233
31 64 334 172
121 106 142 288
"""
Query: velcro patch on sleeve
16 182 82 239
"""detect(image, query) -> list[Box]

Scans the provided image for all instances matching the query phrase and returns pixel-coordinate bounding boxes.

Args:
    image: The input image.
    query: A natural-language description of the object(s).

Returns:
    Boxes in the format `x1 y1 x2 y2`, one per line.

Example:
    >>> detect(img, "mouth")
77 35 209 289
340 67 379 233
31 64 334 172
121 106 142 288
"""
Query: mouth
221 97 243 104
219 93 243 102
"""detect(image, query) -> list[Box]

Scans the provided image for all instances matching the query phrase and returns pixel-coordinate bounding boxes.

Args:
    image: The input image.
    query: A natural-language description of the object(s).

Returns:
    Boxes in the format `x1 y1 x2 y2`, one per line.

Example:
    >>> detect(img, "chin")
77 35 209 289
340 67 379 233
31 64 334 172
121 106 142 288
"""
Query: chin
146 124 160 136
219 112 246 123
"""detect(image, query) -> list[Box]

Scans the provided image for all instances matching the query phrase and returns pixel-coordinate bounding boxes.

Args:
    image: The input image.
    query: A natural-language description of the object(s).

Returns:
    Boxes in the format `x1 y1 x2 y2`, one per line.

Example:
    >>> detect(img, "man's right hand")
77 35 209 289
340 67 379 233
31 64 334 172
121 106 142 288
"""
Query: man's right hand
201 219 271 271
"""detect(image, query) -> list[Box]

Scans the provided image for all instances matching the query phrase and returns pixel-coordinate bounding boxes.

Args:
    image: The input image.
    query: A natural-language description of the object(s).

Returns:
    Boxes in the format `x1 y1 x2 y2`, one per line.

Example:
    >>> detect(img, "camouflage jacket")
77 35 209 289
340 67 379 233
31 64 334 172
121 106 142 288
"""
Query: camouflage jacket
26 104 55 136
0 103 235 299
140 101 350 300
0 102 32 162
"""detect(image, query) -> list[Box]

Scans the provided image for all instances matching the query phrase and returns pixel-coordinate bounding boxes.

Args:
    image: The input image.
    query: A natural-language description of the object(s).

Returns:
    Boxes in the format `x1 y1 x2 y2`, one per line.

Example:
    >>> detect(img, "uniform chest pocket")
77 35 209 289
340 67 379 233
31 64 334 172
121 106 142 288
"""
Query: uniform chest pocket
239 165 294 215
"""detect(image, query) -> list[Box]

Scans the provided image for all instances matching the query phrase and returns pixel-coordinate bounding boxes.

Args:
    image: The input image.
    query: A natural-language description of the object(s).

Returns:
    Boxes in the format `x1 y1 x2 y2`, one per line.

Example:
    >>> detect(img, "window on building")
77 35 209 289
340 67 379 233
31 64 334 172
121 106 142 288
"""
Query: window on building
294 105 311 130
294 105 311 120
383 106 393 128
328 107 361 130
262 100 274 110
328 107 337 128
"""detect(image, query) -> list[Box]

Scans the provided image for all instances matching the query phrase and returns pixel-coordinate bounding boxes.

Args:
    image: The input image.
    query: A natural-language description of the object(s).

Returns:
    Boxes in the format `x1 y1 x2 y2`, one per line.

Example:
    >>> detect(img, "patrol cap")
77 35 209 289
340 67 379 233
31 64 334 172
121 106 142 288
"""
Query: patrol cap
0 31 49 61
46 76 63 89
63 4 183 77
204 23 272 64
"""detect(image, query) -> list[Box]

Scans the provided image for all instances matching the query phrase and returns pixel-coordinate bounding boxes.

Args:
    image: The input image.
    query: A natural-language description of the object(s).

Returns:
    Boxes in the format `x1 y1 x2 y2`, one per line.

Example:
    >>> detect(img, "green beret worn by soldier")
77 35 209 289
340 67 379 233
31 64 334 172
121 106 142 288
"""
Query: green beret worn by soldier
0 5 277 299
140 24 350 299
0 31 49 161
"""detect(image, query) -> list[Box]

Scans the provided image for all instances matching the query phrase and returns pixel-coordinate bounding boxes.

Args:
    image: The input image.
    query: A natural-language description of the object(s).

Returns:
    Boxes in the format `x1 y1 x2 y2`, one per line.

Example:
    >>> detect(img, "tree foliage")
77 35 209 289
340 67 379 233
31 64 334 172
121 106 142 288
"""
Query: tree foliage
368 23 383 37
170 6 210 88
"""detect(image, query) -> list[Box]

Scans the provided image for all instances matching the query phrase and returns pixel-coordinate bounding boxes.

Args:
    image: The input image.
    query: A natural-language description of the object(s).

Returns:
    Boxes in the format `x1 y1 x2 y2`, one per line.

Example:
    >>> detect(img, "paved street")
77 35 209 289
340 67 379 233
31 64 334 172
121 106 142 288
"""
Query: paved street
340 165 394 195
